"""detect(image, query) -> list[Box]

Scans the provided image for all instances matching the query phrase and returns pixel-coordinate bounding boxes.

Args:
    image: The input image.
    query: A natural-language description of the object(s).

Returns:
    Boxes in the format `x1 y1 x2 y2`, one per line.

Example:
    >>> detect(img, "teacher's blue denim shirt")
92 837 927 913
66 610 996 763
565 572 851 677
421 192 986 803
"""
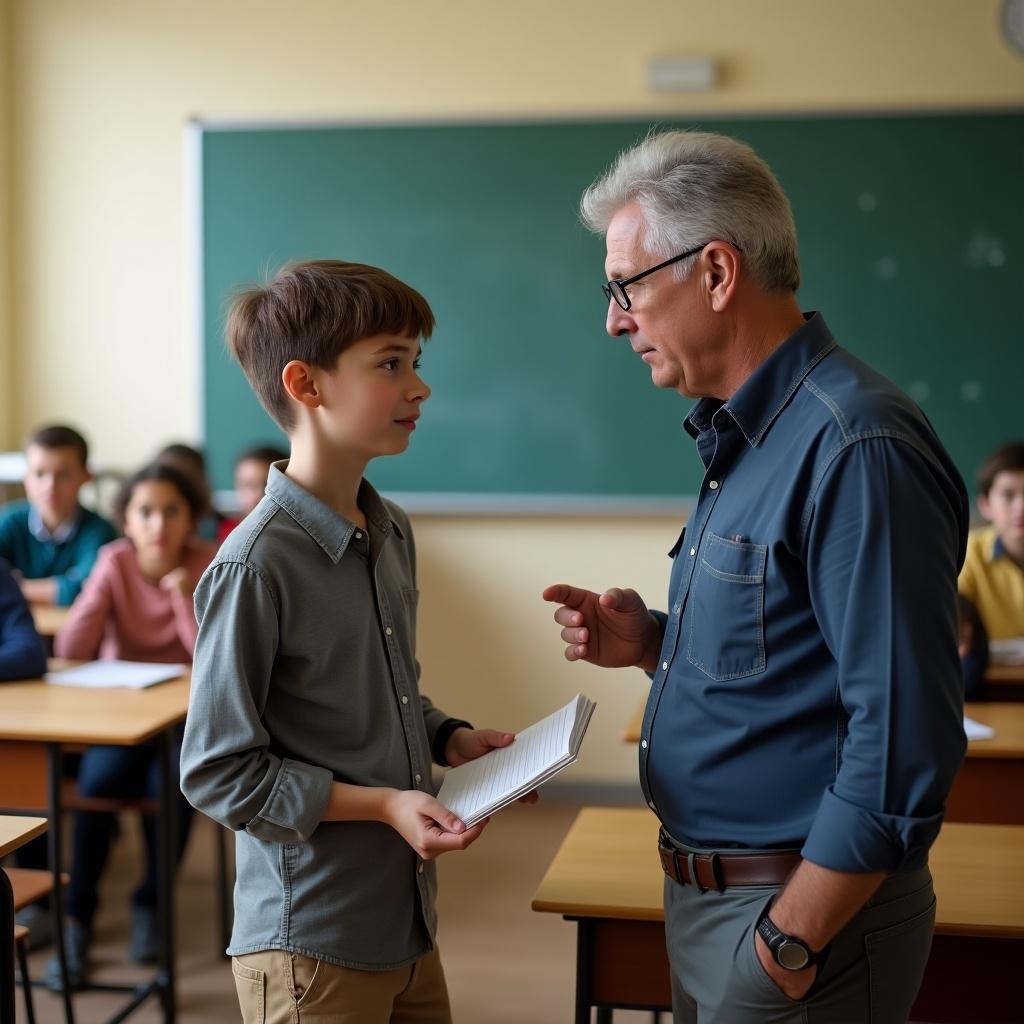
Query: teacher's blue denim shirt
641 313 969 874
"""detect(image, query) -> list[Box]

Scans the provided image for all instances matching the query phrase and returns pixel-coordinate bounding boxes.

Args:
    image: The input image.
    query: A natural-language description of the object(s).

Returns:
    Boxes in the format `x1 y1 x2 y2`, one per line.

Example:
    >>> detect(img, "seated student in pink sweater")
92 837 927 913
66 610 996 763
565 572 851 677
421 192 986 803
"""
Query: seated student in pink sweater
47 462 216 991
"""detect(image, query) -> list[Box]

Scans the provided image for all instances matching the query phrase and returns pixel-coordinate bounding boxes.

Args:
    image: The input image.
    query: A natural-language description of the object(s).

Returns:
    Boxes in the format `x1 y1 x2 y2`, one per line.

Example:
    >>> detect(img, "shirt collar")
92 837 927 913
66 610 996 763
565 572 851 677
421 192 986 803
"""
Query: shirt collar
264 462 404 563
27 504 82 544
684 312 837 447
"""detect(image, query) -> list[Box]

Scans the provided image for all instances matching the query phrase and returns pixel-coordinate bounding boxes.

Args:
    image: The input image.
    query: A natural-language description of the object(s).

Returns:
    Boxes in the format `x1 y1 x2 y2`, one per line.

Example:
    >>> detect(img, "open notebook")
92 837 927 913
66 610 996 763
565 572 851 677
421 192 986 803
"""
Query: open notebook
436 693 596 828
45 660 185 689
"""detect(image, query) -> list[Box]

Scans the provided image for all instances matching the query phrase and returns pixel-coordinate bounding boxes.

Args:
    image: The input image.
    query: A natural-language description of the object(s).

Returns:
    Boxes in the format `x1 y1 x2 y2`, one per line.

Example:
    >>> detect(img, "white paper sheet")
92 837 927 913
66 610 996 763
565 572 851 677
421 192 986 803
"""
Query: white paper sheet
45 660 185 689
988 637 1024 666
964 715 996 741
436 694 595 827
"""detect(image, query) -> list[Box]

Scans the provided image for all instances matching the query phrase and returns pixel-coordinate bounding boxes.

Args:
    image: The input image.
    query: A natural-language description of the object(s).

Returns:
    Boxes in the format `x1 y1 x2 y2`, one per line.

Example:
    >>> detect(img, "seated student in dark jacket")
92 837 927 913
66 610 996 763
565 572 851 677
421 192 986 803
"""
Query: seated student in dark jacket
0 557 47 680
958 593 989 701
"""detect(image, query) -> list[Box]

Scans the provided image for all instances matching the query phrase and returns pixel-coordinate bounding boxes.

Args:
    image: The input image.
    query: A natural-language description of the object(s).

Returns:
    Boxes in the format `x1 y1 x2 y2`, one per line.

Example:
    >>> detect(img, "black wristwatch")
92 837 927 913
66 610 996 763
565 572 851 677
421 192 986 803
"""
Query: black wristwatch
756 907 829 971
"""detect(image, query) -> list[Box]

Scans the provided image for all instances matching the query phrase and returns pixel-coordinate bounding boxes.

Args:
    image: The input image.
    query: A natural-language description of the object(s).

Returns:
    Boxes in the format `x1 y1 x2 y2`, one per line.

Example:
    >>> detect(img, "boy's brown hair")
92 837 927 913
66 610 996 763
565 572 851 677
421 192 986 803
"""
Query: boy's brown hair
226 260 435 431
26 424 89 468
976 441 1024 496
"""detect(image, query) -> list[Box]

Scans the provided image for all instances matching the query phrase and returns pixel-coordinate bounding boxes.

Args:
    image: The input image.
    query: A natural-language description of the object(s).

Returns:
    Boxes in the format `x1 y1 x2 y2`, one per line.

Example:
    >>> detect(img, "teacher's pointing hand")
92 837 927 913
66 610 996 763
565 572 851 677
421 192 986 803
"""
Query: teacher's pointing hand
542 583 663 672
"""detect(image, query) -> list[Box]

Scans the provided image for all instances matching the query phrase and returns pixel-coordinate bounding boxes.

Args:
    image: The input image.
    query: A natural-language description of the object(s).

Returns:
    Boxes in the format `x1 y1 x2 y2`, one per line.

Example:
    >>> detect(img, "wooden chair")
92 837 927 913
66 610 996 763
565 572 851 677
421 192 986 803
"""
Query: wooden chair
59 777 234 952
13 924 35 1024
6 866 66 1024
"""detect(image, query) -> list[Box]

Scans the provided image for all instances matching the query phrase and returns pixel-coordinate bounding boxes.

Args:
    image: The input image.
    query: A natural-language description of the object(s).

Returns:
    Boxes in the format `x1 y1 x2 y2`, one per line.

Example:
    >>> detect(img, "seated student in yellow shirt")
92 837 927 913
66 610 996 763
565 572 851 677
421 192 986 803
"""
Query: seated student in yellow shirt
959 441 1024 643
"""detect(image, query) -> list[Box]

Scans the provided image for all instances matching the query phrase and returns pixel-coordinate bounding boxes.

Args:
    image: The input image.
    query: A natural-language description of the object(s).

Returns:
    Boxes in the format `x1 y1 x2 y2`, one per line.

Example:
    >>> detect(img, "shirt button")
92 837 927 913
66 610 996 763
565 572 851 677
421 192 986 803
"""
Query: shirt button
641 739 648 749
689 547 695 557
355 531 363 540
417 863 424 874
401 695 409 705
414 773 422 784
385 626 393 636
662 661 668 670
708 479 719 490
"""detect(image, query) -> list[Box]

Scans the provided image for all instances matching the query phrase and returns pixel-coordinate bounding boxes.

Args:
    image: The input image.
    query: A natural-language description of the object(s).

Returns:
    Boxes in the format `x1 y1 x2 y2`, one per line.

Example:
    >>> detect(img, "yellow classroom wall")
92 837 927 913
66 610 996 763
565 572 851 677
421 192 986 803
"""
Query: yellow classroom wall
3 1 1023 785
0 0 11 446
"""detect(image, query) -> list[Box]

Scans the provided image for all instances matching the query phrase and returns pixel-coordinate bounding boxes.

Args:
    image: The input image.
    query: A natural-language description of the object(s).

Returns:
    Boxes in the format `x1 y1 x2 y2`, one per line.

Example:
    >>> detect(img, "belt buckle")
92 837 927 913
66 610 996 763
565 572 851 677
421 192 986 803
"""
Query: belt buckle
708 851 725 892
689 851 725 893
686 852 704 893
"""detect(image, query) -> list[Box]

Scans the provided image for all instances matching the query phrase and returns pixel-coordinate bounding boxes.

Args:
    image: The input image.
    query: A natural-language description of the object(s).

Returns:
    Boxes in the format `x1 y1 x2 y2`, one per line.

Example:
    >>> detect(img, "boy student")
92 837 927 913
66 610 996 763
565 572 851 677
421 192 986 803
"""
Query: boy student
181 260 529 1024
216 444 288 542
0 425 117 606
959 441 1024 641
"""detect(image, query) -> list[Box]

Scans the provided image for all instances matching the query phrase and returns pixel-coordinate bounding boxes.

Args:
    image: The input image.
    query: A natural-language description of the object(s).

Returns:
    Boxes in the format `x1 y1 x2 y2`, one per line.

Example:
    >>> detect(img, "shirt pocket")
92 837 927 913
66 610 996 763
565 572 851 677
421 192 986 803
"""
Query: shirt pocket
686 532 767 681
401 587 419 649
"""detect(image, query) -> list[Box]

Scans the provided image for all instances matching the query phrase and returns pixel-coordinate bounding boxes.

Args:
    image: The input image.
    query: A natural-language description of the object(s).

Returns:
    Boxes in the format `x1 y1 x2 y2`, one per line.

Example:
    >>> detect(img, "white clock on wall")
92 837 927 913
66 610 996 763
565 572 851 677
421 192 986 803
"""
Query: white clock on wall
1003 0 1024 54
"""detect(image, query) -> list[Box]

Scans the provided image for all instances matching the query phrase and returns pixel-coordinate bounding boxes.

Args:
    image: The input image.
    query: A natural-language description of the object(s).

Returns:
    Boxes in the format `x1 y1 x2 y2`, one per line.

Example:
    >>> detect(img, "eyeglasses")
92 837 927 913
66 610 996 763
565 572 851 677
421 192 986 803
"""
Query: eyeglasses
602 243 709 312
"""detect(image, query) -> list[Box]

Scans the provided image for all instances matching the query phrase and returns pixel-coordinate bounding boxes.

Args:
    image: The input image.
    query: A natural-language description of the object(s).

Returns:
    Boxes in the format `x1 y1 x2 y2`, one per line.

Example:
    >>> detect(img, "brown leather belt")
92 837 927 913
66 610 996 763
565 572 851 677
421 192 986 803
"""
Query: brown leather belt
658 830 801 892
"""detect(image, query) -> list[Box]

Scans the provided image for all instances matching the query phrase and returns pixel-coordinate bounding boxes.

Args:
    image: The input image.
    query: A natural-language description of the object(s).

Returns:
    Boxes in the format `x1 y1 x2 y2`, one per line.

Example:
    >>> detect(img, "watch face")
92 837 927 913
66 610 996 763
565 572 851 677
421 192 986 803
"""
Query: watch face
777 939 811 971
1004 0 1024 54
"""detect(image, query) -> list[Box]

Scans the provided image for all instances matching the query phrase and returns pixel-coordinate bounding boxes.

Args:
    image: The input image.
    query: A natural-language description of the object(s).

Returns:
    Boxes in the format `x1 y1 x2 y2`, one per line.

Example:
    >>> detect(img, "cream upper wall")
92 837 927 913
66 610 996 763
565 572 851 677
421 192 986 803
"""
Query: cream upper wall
5 0 1024 784
8 0 1024 461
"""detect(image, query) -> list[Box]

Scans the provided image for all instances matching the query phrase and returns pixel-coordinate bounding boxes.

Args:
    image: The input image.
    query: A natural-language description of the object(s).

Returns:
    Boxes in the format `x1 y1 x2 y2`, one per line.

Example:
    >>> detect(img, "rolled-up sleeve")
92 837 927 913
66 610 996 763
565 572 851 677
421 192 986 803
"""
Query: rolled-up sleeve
180 560 333 843
801 436 967 873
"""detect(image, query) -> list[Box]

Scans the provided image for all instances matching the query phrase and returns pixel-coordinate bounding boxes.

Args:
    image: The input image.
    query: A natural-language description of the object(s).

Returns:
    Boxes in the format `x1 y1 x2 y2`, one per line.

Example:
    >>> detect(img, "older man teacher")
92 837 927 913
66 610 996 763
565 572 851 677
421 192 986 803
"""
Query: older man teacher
544 131 968 1023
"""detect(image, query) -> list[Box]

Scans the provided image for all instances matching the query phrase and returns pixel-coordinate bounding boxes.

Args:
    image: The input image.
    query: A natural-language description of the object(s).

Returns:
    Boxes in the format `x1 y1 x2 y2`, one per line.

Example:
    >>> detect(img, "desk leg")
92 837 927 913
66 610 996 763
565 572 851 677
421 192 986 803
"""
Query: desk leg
575 920 594 1024
1 866 15 1024
155 731 177 1024
48 744 75 1024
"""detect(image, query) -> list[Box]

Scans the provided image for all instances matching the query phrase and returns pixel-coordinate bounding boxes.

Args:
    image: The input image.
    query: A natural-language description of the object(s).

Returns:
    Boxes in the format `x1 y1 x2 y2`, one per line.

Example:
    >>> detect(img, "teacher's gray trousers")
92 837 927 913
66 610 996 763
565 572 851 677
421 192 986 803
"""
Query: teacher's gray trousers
664 865 935 1023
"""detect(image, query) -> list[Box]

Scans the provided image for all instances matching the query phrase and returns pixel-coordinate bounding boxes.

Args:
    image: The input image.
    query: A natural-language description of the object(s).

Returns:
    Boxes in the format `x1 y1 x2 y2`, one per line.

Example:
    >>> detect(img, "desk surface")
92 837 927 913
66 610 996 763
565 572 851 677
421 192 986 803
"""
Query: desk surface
0 816 47 858
30 604 69 638
532 808 1024 938
987 664 1024 686
623 701 1024 757
962 702 1024 758
0 669 190 746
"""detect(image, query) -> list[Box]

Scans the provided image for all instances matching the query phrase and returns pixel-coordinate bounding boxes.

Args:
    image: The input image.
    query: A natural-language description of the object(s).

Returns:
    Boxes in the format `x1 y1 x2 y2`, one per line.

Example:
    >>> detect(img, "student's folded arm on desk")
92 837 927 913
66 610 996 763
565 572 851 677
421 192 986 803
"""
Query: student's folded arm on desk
180 560 333 845
166 582 200 656
0 562 47 680
778 437 966 945
52 549 116 660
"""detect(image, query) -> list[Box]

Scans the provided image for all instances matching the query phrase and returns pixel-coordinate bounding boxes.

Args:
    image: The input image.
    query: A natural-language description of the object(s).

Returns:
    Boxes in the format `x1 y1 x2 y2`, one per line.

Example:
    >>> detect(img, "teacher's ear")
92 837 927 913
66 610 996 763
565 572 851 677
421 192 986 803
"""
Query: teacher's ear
702 240 742 313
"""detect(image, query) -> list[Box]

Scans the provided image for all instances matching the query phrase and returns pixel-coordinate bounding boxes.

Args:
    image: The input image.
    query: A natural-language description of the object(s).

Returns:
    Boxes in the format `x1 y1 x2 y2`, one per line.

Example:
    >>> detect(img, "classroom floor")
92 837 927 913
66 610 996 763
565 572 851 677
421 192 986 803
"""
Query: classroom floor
19 800 657 1023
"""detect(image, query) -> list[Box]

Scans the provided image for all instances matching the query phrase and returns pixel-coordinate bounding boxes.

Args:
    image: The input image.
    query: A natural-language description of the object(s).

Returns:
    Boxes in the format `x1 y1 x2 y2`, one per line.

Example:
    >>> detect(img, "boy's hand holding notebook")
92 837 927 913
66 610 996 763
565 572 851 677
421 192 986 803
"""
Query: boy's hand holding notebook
436 693 596 827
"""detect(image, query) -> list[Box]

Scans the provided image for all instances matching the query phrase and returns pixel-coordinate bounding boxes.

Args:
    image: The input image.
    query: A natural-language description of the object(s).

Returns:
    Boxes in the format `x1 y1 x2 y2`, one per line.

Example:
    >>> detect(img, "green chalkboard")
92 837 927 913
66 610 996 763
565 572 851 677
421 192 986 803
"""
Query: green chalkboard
199 113 1022 506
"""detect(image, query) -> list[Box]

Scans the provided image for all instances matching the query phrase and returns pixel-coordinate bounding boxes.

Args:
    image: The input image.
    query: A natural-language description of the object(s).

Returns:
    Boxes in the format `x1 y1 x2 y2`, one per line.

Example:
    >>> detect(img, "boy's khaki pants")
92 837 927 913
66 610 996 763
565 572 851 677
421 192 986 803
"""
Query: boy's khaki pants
232 947 452 1024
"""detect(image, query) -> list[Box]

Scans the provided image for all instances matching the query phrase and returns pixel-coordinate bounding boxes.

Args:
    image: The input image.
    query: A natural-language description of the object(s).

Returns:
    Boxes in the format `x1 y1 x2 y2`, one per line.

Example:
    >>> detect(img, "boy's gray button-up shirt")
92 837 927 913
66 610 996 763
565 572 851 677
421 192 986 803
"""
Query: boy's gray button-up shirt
181 467 460 969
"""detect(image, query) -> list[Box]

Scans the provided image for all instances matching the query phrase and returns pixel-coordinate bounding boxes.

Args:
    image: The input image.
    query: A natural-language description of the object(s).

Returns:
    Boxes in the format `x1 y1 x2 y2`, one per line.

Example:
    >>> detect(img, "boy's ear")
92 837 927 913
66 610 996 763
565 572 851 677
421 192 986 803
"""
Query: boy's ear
977 493 991 521
281 360 322 411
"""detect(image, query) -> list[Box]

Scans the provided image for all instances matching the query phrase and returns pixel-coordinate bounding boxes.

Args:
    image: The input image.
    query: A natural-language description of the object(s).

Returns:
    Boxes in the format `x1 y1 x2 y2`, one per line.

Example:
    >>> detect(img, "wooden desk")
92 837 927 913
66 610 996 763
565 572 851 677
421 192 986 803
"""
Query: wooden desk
621 702 644 744
533 808 1024 1023
30 604 69 639
624 700 1024 826
1 817 47 1024
0 670 190 1024
985 663 1024 703
947 703 1024 825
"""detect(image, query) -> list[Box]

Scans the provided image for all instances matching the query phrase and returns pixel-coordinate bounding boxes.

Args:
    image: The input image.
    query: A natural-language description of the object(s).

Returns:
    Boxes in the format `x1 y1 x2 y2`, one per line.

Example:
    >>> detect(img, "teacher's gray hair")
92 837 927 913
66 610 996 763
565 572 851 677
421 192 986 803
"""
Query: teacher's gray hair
581 130 800 293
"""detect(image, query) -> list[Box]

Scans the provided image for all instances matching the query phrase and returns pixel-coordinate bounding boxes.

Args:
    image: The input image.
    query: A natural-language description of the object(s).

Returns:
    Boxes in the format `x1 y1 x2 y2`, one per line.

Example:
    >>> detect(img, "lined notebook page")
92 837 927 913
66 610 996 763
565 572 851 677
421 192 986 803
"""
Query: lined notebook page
437 694 594 826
